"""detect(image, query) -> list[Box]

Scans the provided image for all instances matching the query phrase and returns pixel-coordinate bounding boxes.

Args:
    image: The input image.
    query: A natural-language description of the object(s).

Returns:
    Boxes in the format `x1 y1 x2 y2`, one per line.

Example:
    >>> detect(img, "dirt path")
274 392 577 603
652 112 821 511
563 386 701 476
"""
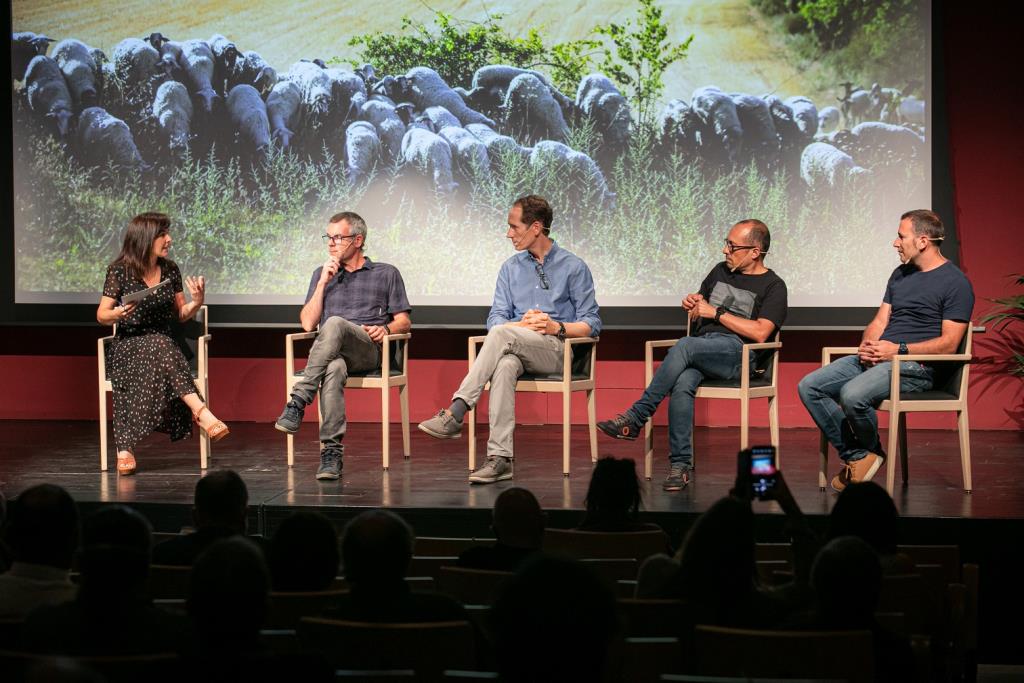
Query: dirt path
14 0 826 104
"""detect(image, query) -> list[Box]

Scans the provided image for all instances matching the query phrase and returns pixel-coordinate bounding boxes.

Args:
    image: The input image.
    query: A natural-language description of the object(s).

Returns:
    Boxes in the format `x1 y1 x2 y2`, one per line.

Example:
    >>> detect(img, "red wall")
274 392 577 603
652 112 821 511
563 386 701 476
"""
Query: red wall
2 3 1021 430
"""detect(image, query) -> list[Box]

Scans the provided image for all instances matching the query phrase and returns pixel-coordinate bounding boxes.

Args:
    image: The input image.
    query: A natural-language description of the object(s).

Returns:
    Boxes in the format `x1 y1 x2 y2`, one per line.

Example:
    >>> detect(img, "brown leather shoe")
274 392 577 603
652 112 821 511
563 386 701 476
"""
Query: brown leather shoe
830 462 853 492
848 452 884 483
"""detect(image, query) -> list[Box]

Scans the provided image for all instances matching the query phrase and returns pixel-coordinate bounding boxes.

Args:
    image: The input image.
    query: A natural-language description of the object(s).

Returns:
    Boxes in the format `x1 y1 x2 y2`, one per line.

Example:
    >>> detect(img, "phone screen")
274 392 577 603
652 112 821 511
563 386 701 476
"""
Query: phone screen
747 446 778 498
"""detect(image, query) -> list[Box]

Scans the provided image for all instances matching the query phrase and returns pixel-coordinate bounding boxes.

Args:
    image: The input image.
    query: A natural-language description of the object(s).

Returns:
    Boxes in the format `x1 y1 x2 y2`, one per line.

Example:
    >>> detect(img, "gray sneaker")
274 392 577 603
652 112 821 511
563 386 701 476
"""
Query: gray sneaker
468 456 513 484
418 409 463 439
316 445 343 480
662 466 691 492
275 399 304 434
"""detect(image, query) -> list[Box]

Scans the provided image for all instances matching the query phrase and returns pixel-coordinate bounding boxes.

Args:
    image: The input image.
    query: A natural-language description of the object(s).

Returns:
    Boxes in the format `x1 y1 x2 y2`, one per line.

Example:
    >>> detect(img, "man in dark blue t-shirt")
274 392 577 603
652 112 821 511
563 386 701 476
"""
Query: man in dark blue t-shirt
798 209 974 491
274 212 411 481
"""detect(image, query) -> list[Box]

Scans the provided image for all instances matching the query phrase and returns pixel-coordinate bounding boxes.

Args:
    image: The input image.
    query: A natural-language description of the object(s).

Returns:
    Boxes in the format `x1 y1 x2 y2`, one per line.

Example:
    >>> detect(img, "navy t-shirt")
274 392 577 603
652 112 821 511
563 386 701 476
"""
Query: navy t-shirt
880 261 974 343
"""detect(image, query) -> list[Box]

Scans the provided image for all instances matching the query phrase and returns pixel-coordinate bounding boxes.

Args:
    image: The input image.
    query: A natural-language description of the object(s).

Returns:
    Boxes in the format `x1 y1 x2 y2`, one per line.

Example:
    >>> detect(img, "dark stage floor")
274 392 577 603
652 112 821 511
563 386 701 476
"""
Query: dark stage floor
1 420 1021 529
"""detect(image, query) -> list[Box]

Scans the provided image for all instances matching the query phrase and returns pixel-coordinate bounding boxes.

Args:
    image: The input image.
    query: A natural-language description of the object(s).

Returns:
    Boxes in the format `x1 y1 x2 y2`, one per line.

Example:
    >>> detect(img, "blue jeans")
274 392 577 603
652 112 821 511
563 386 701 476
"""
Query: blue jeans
797 354 934 462
626 333 744 469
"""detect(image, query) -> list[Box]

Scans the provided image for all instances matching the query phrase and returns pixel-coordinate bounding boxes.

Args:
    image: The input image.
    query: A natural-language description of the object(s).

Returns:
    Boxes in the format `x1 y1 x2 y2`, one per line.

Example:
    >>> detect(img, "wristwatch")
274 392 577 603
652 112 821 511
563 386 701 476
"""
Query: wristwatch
556 321 567 341
715 306 727 323
898 341 909 355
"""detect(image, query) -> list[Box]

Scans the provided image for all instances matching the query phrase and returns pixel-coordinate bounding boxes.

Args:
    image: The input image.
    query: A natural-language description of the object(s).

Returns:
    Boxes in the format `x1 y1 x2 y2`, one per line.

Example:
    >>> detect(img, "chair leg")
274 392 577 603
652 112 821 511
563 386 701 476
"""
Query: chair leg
286 433 295 468
399 383 410 459
468 407 476 473
381 384 390 471
99 388 109 472
898 413 909 484
199 429 209 470
768 395 780 468
739 397 750 450
643 418 654 481
886 410 900 496
818 432 829 491
958 408 972 493
562 389 571 477
587 389 598 464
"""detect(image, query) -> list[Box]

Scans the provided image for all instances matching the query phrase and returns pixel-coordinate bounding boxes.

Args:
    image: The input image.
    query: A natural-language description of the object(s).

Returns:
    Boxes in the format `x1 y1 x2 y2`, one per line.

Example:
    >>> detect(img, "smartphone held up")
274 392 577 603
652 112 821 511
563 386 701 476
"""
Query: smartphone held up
738 446 779 500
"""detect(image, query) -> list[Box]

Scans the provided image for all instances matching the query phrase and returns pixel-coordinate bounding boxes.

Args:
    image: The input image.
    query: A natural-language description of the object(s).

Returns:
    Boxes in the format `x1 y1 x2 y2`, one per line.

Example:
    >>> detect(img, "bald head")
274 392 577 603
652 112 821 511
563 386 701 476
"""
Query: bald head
492 487 545 549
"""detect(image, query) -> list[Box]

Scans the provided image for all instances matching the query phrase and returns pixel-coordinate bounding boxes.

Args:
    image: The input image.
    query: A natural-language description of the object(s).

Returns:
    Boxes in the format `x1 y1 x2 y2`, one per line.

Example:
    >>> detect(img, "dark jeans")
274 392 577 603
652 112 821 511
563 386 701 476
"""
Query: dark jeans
797 354 934 462
626 333 744 469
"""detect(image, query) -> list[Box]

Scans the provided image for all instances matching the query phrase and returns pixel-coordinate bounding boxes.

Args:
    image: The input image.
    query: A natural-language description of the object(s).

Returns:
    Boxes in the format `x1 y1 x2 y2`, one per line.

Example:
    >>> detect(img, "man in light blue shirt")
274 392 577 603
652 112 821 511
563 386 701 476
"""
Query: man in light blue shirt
418 195 601 484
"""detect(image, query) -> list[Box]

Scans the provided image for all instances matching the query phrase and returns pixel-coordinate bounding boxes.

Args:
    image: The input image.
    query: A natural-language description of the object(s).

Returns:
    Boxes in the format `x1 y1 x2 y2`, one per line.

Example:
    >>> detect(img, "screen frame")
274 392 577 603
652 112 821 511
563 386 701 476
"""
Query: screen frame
1 2 957 330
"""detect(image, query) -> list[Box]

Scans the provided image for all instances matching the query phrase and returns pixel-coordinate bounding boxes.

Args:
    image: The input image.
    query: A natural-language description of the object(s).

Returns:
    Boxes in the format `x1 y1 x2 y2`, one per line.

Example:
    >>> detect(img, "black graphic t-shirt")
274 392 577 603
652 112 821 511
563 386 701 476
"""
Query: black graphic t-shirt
694 262 788 342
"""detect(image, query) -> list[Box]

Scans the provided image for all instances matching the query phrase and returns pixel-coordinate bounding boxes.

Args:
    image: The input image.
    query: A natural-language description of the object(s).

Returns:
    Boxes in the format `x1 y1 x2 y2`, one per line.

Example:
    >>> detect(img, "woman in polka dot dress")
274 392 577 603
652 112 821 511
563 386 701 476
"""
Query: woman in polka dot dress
96 212 229 475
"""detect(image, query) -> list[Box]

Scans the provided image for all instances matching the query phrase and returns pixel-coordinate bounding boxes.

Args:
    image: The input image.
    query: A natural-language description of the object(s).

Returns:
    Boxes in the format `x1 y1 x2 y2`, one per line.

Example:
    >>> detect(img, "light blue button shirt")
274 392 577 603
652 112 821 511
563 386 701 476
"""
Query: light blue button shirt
486 241 602 336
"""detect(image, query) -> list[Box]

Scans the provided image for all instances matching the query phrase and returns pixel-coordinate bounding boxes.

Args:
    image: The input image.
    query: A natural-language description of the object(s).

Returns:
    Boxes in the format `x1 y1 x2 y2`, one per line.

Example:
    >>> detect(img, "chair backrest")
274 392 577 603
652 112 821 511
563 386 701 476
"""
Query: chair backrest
267 589 350 628
931 325 973 397
436 566 513 606
542 528 669 563
297 618 476 672
693 625 874 682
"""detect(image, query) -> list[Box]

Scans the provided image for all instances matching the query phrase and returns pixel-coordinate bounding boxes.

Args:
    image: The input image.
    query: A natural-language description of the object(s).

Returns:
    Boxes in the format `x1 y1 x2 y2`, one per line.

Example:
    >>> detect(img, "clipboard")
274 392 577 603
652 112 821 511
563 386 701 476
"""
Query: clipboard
122 279 170 304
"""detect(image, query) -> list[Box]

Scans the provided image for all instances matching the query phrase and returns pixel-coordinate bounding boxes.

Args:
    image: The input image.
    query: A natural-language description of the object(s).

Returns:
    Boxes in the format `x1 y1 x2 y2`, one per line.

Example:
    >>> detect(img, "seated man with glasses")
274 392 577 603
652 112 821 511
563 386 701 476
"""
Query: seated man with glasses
598 219 788 491
418 195 601 484
798 209 974 491
275 212 411 481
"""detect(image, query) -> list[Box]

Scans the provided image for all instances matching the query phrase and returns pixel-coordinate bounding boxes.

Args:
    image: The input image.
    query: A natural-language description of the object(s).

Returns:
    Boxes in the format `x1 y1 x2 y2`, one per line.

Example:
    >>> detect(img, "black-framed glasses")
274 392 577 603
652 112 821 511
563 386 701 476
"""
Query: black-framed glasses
323 233 356 245
534 262 550 290
724 240 756 254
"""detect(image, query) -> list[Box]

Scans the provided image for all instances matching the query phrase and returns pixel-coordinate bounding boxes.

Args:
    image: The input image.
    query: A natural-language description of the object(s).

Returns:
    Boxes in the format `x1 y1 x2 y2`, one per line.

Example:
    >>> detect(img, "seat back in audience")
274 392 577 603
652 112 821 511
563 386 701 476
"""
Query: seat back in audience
754 542 795 563
334 670 416 682
615 637 684 683
297 618 475 673
898 545 961 583
0 650 180 683
542 528 668 563
693 625 874 683
267 589 350 629
147 564 192 599
410 556 460 580
616 599 688 637
414 538 494 556
436 566 513 606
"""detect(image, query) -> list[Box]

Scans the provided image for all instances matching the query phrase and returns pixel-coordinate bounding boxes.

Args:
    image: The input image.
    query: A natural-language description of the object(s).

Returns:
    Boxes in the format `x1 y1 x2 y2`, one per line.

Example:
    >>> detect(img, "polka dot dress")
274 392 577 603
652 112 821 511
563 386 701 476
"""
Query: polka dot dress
103 260 203 452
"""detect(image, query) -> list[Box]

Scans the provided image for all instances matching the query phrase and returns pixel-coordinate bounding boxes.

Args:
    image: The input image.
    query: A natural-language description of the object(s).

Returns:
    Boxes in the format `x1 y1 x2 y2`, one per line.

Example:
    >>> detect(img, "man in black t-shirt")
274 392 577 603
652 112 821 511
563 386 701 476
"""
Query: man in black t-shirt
798 210 975 491
598 220 789 491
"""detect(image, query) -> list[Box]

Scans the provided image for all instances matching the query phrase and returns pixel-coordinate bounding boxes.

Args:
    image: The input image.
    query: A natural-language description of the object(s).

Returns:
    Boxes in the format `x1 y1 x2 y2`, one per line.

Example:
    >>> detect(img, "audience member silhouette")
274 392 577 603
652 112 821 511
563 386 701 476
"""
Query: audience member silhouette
0 484 79 619
829 481 914 574
184 536 332 682
20 505 188 655
491 555 619 682
804 536 915 681
153 469 249 566
458 487 545 571
267 511 340 592
325 510 465 622
577 456 666 534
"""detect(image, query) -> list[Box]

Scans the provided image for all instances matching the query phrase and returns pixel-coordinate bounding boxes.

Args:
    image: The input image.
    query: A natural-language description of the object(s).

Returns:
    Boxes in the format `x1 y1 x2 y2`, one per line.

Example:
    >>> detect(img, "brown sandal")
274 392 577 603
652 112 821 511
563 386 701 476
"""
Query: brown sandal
193 405 230 443
117 453 137 476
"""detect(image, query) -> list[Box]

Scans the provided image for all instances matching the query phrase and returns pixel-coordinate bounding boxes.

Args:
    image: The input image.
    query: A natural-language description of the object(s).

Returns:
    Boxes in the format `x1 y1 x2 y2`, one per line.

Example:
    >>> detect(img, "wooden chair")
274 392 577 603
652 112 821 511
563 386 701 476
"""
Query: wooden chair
817 326 974 494
98 305 211 471
466 335 598 476
284 330 411 470
693 625 874 682
643 321 781 480
542 528 669 563
297 617 476 673
266 589 350 628
436 566 513 605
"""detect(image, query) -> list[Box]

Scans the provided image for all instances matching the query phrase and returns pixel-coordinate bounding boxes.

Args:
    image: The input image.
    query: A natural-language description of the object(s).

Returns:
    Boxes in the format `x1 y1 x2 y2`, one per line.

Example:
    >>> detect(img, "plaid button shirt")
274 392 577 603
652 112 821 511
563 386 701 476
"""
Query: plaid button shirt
306 257 411 327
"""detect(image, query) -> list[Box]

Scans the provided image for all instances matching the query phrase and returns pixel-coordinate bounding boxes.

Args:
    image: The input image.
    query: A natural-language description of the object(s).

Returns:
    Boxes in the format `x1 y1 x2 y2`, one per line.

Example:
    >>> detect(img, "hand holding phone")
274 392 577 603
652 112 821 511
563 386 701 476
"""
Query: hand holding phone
739 446 778 500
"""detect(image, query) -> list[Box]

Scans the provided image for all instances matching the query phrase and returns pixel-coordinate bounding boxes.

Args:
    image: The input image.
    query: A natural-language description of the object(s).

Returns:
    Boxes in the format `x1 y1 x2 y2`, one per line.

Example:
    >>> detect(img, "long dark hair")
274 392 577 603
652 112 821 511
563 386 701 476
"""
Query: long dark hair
110 212 171 281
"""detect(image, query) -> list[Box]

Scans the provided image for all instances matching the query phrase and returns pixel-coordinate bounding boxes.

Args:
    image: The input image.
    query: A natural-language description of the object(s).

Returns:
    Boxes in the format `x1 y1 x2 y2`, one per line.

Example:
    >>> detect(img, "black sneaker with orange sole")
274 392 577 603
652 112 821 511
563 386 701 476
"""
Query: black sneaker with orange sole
597 414 642 441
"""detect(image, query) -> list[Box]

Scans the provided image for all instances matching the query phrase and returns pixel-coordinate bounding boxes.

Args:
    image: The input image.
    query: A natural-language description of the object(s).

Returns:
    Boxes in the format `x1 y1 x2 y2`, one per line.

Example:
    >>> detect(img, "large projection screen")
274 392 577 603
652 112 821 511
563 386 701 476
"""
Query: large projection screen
9 0 934 326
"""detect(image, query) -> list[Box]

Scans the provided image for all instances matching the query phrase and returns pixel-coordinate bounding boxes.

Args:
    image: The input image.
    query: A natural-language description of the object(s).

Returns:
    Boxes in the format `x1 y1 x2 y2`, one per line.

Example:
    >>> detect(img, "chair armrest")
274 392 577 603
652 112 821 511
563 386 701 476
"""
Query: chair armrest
821 346 860 365
744 341 782 351
285 330 319 378
286 331 319 342
468 335 487 369
382 332 411 342
898 353 972 362
645 339 681 350
562 336 598 381
565 336 598 346
468 335 487 344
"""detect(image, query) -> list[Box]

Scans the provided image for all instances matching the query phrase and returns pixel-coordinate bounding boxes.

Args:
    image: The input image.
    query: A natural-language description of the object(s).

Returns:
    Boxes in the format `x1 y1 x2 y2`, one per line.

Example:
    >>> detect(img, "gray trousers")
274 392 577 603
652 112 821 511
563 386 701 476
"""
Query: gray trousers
291 316 381 447
454 325 563 460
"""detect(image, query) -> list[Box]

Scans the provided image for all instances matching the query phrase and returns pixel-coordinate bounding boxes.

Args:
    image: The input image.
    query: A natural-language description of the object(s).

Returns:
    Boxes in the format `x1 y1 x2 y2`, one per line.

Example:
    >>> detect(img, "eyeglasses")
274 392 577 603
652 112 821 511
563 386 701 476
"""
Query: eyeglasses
724 240 756 254
534 262 550 290
323 233 357 245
